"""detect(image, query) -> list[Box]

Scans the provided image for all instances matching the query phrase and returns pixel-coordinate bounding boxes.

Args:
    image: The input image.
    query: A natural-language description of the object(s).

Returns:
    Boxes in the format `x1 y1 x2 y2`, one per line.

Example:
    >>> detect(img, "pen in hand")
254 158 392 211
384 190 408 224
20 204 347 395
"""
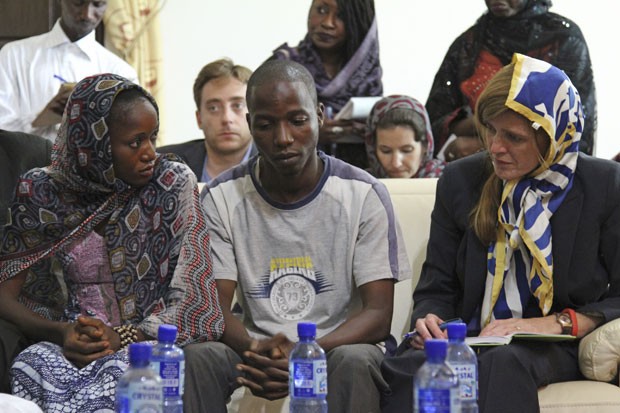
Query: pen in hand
53 74 68 83
403 317 464 340
325 105 334 120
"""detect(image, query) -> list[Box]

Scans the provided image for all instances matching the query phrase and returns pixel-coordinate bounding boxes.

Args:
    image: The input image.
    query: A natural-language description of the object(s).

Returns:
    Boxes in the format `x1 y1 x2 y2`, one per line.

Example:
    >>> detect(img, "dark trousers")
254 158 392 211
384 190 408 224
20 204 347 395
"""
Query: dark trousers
381 341 582 413
0 318 30 393
183 341 387 413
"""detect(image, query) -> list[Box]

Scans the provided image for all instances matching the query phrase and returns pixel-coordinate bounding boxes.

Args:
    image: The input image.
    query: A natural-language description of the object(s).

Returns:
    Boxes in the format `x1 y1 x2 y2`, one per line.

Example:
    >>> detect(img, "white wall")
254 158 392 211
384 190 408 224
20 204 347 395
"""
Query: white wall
160 1 619 159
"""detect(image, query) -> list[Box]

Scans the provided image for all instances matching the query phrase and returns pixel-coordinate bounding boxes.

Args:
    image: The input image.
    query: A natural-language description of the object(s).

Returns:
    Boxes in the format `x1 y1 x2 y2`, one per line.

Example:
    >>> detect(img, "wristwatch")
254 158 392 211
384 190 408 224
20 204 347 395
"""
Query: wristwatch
555 312 573 335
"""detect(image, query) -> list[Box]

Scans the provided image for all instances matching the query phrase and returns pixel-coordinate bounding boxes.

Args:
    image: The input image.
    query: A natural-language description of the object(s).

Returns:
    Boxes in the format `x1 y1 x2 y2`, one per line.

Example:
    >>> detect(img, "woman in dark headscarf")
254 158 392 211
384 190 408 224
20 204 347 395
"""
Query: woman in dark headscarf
365 95 445 179
426 0 596 160
270 0 382 151
0 73 224 411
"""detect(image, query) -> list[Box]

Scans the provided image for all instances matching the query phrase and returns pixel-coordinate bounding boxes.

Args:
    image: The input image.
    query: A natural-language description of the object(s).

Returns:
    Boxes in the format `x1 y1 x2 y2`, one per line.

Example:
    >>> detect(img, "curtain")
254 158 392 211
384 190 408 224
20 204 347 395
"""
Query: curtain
103 0 167 132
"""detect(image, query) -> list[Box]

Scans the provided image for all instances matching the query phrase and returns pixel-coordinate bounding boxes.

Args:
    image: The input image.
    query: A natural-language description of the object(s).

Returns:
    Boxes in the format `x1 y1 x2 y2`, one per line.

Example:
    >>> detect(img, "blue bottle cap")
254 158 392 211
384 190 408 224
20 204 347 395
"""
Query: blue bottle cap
297 322 316 339
446 322 467 341
158 324 178 342
424 339 448 361
129 342 152 366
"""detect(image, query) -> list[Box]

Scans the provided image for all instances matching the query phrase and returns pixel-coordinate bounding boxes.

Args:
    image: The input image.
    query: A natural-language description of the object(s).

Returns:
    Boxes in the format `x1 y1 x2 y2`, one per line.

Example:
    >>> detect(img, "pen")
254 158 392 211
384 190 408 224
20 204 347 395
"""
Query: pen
325 105 334 120
403 317 463 340
53 74 68 83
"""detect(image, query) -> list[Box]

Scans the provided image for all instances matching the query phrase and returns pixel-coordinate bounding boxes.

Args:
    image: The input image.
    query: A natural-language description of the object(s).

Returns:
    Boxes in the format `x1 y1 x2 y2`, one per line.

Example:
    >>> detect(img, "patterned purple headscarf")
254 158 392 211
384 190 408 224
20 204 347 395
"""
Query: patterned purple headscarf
271 18 382 112
365 95 445 178
0 73 223 344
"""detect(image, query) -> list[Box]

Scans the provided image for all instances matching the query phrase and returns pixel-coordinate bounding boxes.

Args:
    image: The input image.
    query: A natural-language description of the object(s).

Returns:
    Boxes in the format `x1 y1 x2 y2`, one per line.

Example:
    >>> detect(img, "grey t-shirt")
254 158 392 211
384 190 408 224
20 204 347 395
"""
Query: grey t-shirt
202 152 411 341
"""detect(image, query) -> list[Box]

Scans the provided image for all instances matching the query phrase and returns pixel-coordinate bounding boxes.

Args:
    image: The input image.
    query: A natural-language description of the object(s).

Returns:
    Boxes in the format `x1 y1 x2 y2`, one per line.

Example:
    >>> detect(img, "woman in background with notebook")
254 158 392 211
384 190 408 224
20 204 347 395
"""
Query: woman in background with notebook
365 95 445 179
269 0 382 162
380 54 620 412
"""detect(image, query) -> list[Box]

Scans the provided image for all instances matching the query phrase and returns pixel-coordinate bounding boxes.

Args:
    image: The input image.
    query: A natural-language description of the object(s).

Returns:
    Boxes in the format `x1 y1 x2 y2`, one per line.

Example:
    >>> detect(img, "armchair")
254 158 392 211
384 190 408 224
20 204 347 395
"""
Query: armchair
535 317 620 412
0 129 52 226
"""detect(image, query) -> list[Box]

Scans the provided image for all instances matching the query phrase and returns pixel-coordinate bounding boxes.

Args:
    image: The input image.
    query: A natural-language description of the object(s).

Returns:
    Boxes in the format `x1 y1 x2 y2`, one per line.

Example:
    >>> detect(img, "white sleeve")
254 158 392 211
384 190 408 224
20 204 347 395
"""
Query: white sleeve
0 46 38 134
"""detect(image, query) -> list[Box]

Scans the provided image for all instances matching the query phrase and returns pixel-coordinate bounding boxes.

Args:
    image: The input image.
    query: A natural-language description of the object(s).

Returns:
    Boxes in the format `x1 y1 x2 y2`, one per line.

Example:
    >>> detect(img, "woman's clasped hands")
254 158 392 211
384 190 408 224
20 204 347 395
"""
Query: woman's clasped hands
61 316 120 368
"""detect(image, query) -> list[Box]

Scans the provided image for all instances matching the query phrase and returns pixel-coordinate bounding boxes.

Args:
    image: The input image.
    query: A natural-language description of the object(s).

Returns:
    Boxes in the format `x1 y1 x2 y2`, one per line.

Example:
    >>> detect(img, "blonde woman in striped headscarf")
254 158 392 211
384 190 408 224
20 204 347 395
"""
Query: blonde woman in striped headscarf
381 53 620 413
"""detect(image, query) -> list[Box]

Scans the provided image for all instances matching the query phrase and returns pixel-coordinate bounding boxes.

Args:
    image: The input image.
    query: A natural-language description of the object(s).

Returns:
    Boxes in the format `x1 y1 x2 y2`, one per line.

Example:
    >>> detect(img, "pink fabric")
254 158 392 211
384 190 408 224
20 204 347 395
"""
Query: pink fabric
65 231 121 326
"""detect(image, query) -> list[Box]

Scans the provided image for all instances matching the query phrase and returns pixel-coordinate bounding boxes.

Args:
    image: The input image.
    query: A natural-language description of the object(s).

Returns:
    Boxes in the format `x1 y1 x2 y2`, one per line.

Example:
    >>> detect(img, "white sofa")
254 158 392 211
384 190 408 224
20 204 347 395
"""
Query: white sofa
0 394 43 412
226 178 620 412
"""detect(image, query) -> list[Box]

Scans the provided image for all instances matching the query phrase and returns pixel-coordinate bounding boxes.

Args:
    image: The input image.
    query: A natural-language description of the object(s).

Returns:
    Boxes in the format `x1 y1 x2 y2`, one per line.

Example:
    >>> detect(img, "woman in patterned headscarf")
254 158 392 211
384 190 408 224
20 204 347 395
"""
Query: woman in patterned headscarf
426 0 596 161
365 95 445 179
270 0 381 166
270 0 381 114
0 73 224 411
381 54 620 413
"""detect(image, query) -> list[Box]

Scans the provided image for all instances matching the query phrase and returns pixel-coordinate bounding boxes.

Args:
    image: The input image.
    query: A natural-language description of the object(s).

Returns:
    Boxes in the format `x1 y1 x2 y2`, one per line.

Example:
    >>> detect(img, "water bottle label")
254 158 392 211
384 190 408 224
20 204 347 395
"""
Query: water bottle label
122 382 163 413
452 364 477 400
290 359 327 398
151 360 185 396
417 388 460 413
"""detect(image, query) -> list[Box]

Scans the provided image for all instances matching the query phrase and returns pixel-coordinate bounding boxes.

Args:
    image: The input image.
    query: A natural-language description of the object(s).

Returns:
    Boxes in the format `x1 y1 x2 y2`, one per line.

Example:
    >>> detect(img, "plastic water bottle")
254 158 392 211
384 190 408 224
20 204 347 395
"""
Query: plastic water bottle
115 342 163 413
414 339 461 413
151 324 185 413
446 323 479 413
289 322 328 413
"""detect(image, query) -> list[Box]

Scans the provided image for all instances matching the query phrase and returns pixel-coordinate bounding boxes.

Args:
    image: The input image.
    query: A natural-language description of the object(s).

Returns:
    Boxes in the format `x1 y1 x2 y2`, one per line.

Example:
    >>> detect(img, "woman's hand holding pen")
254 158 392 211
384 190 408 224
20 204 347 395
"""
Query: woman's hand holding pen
409 313 448 350
318 104 367 144
319 119 355 144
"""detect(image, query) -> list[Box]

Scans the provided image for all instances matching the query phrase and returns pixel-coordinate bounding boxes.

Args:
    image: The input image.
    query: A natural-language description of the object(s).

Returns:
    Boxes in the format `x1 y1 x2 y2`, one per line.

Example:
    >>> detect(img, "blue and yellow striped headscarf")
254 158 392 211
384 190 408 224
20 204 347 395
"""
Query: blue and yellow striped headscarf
481 53 583 326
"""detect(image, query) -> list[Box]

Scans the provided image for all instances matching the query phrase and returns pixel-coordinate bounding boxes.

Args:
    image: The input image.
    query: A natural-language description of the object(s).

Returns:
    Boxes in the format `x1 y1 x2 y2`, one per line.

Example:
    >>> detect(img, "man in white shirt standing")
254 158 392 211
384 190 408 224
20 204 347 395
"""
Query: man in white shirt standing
0 0 138 141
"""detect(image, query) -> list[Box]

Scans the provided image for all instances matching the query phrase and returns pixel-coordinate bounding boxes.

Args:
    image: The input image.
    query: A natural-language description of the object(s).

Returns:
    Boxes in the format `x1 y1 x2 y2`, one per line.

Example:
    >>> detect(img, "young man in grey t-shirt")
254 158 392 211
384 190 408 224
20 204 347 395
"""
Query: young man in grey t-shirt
183 59 411 413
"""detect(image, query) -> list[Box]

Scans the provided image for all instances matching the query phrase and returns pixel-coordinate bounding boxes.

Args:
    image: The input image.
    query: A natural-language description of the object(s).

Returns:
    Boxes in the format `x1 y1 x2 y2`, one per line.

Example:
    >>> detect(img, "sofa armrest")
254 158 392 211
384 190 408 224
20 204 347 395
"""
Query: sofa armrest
579 318 620 383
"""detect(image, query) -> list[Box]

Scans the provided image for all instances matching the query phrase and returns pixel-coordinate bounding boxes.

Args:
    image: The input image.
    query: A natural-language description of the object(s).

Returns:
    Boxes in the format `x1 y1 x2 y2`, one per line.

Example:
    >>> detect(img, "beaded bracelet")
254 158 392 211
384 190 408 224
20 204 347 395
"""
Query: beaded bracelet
113 325 139 348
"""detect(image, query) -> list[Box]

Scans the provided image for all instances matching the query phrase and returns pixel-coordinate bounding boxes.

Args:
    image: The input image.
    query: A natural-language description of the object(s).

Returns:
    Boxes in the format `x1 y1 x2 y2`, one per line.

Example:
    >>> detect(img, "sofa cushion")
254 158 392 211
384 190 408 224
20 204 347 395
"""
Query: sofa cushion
0 394 43 413
378 178 438 340
579 318 620 382
538 381 620 413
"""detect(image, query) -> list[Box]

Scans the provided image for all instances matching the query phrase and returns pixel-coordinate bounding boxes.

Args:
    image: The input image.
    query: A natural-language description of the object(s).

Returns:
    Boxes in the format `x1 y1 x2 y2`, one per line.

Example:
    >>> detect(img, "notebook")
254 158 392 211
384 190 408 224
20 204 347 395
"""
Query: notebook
334 97 382 120
465 332 576 347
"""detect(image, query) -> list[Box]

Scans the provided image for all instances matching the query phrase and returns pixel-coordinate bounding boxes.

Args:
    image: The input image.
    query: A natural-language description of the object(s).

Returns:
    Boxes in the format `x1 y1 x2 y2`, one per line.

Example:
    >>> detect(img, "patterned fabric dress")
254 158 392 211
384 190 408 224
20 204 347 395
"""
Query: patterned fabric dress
365 95 445 179
0 74 224 412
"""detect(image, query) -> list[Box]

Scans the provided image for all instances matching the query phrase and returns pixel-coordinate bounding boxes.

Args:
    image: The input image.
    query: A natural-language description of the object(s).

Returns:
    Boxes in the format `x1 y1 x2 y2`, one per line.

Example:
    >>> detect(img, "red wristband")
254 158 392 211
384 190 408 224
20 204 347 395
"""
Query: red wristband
562 308 578 336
